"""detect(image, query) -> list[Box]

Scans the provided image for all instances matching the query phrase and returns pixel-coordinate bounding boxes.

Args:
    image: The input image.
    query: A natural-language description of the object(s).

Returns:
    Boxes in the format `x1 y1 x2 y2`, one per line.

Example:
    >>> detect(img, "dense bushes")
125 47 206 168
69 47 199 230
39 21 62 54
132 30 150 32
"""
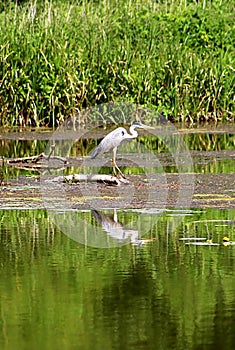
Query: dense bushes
0 0 234 126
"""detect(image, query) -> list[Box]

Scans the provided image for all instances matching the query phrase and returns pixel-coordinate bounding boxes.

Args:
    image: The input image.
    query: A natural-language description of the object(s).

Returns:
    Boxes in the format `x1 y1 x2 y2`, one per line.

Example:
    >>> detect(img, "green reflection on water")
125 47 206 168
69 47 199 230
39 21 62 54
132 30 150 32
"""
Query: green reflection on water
1 130 234 182
0 209 235 350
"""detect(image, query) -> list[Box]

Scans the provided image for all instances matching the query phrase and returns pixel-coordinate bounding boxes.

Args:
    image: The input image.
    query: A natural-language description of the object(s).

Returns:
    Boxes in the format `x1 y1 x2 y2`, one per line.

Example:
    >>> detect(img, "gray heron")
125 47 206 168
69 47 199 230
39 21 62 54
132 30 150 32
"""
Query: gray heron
92 209 157 245
92 209 139 244
90 121 152 177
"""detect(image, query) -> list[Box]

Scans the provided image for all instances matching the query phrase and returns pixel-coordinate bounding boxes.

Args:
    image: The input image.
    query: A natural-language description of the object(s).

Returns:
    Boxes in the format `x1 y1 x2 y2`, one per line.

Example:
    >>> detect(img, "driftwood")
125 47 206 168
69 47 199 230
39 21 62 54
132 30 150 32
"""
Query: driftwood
66 174 129 185
6 154 67 164
2 152 67 165
48 174 129 186
1 146 129 185
1 144 67 167
1 149 68 170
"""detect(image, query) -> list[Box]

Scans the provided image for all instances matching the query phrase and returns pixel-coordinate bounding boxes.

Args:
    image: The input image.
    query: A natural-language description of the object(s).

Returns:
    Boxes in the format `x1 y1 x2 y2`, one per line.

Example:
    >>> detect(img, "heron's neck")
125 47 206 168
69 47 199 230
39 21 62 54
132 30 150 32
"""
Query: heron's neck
129 125 138 138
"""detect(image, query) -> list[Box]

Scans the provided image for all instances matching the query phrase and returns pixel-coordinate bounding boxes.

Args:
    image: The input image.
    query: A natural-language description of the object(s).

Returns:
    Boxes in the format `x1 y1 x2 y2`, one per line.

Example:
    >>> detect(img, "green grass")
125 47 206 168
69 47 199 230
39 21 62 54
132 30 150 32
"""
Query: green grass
0 0 234 126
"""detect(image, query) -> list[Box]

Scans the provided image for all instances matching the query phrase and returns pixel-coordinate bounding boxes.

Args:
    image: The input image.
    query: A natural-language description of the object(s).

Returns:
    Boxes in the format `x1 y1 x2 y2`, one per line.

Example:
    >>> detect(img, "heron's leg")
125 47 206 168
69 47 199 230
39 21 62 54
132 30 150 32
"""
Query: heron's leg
111 148 126 178
113 209 118 223
111 148 117 175
115 162 126 178
112 162 117 176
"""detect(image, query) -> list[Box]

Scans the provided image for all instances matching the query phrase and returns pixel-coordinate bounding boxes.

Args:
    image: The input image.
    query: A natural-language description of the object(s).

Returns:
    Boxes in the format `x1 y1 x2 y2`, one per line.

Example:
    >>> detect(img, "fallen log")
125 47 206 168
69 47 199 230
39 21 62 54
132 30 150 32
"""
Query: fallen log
1 147 129 185
65 174 123 185
45 174 129 185
2 152 68 165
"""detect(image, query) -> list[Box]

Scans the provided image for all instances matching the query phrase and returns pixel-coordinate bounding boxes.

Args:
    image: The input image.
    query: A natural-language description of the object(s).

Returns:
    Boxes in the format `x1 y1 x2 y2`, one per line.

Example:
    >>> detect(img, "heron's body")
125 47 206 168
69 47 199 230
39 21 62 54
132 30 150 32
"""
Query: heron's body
91 126 138 159
90 121 150 177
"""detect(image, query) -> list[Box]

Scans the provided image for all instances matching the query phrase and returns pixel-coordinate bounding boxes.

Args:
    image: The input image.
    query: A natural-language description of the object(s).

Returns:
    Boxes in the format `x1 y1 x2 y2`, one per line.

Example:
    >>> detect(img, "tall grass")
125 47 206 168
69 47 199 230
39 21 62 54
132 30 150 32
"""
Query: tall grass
0 0 234 126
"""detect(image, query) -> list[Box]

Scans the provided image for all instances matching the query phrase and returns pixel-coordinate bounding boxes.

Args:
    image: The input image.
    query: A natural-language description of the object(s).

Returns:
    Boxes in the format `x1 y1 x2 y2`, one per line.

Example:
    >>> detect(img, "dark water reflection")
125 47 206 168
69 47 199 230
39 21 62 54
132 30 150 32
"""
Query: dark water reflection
0 209 235 350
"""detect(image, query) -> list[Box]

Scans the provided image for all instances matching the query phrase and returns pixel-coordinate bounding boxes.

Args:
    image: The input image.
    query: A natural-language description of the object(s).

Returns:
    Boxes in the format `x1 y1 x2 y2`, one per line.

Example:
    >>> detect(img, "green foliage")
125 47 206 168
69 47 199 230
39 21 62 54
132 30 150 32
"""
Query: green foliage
0 0 234 126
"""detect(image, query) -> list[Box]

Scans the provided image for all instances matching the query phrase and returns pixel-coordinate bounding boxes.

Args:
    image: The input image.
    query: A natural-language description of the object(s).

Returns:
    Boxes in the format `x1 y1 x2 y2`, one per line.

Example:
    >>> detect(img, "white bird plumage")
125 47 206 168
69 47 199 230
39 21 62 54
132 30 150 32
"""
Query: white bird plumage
90 121 150 177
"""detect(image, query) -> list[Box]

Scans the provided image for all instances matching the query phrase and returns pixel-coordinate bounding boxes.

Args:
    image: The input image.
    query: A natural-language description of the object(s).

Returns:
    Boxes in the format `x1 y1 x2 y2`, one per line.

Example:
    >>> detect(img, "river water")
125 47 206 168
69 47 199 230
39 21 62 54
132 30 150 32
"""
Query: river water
0 125 235 349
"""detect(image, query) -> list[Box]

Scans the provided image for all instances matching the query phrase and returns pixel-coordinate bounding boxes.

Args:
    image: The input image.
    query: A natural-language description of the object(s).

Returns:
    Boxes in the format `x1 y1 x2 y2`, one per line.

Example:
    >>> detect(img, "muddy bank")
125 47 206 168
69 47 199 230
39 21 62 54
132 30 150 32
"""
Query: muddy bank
1 173 234 210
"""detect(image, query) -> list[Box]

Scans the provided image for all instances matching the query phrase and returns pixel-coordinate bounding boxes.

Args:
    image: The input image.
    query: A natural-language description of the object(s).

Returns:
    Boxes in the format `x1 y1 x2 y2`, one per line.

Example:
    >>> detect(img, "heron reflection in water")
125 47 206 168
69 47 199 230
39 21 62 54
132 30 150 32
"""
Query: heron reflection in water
90 121 153 177
92 210 156 246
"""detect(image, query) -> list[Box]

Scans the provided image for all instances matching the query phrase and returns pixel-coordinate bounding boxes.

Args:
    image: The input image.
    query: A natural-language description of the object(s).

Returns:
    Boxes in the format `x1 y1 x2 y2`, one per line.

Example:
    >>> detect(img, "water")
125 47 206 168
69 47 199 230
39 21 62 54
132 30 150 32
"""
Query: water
0 208 235 350
0 125 235 349
1 125 234 177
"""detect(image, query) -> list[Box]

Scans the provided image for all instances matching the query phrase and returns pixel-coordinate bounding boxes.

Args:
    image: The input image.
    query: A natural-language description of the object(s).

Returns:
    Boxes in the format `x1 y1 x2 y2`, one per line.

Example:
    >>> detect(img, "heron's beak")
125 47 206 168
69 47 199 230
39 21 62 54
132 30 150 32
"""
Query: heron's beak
139 122 155 130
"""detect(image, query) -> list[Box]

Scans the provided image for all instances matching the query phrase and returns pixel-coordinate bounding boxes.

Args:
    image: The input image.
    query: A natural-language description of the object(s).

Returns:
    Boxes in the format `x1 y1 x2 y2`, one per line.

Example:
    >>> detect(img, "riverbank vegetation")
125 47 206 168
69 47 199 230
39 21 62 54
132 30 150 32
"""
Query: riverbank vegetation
0 0 234 126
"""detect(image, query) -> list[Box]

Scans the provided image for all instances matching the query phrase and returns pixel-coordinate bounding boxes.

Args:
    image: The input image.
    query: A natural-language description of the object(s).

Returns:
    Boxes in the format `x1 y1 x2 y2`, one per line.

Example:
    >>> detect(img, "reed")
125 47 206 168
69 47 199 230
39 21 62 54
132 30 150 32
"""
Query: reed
0 0 234 126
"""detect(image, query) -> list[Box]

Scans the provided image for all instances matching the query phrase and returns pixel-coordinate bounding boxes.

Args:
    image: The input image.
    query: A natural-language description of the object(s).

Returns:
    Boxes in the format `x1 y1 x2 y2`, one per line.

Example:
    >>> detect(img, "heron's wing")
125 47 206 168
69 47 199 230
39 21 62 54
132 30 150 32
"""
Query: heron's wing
90 127 127 158
90 142 103 159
